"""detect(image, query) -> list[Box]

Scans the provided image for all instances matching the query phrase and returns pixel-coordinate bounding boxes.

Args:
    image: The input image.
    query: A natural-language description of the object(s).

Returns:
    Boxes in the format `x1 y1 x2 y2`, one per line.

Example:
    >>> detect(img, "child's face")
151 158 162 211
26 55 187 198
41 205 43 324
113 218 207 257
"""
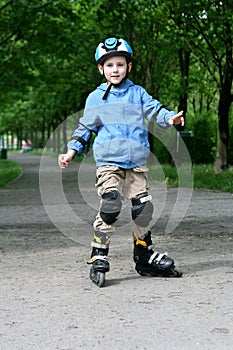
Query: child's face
98 56 132 85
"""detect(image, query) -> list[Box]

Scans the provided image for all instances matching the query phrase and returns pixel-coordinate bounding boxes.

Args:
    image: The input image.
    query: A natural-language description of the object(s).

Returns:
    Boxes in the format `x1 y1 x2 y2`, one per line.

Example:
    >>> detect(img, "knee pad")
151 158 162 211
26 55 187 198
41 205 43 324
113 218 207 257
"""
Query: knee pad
131 195 153 227
100 190 122 225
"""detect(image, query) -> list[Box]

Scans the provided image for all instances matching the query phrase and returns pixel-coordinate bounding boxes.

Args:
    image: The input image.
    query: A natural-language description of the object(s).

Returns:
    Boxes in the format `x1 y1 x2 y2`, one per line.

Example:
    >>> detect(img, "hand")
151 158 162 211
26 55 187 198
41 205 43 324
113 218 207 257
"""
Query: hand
58 150 76 169
169 111 184 126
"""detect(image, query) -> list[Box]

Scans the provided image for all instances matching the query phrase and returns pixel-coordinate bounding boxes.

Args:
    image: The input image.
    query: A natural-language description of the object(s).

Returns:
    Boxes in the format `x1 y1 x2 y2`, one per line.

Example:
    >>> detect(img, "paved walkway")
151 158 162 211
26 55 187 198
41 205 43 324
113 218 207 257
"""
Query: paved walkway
0 153 233 350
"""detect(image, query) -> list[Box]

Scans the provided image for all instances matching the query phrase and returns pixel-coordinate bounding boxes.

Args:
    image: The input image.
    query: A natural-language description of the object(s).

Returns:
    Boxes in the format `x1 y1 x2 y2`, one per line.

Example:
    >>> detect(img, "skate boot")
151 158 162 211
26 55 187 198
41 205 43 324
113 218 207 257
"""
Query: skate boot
88 231 111 287
88 247 110 287
133 231 182 277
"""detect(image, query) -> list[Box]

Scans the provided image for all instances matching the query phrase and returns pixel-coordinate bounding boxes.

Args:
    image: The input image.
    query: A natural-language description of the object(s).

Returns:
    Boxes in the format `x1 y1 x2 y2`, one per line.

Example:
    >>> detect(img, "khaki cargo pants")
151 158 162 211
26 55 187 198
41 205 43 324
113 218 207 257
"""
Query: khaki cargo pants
93 165 152 240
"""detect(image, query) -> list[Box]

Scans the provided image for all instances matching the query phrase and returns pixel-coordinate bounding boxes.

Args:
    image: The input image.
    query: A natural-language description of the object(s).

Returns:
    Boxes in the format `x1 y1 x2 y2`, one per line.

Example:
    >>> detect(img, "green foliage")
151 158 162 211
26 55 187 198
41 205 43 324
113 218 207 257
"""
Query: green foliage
152 126 174 164
0 0 232 165
186 112 217 163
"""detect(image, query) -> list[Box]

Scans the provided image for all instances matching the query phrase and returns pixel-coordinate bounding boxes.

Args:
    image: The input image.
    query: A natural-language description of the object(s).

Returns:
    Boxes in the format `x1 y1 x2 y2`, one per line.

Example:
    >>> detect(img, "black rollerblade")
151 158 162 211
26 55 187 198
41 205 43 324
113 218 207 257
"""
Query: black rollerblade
133 232 182 278
88 248 110 287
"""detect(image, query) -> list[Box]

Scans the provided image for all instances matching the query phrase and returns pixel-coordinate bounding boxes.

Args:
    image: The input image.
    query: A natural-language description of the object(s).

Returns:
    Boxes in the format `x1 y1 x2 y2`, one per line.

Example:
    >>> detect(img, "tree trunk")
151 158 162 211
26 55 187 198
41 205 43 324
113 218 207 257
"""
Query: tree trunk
214 16 233 173
214 92 230 172
41 116 46 148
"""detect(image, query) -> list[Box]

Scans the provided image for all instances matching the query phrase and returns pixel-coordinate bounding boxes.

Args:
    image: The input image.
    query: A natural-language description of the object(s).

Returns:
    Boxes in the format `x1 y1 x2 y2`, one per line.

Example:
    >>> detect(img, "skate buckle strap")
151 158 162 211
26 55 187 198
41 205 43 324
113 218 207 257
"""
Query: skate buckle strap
149 251 167 265
88 255 108 265
139 195 152 203
91 241 109 249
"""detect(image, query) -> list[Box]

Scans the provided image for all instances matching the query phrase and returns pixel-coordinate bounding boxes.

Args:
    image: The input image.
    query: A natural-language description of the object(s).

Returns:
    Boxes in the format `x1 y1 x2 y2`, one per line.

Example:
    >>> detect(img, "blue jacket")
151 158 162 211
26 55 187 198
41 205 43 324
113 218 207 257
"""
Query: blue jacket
68 79 176 168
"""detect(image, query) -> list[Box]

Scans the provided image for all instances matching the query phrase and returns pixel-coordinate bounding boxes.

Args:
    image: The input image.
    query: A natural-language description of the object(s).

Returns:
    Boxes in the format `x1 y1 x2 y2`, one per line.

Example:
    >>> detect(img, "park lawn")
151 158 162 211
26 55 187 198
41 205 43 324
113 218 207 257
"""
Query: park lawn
149 163 233 193
193 164 233 192
0 159 23 187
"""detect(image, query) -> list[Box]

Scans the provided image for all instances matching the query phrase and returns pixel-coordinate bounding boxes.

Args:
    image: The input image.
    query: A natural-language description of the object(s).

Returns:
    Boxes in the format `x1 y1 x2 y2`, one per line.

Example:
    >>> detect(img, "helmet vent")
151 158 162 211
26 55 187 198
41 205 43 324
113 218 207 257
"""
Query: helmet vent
103 38 120 51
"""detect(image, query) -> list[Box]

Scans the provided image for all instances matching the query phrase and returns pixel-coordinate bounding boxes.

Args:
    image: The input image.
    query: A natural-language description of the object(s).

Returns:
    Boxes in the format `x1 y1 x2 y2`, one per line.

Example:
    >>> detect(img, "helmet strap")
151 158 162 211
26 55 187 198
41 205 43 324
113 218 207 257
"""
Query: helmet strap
102 83 113 100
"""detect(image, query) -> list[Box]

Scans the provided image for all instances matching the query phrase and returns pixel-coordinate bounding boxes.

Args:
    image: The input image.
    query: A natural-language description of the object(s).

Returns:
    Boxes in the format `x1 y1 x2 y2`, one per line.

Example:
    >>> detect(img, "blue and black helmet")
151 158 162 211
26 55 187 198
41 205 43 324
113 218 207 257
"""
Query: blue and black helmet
95 37 133 65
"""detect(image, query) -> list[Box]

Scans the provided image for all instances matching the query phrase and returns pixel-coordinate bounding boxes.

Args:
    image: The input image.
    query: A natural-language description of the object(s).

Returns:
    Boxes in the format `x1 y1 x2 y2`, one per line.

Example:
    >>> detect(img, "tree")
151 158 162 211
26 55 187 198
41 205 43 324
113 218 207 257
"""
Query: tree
175 0 233 171
0 0 100 148
1 0 231 166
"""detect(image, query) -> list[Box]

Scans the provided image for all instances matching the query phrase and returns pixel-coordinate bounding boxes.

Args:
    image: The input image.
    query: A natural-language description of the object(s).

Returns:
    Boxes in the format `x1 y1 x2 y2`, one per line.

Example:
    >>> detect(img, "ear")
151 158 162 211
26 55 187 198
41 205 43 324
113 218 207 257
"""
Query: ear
128 62 133 73
98 64 104 75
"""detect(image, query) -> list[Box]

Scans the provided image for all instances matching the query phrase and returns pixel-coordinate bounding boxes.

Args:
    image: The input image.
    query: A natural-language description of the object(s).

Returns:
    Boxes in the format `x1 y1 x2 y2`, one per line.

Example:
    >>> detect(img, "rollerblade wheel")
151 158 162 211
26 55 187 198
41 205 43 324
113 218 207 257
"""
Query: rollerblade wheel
136 268 146 276
96 271 106 287
135 264 182 278
168 266 182 277
160 265 182 278
90 267 106 287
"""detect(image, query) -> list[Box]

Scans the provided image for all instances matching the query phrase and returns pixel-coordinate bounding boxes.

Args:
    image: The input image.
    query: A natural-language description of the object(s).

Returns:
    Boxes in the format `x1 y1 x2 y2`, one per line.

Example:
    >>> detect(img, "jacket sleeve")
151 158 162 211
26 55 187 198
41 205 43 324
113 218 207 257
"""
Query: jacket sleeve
67 95 100 153
141 88 176 129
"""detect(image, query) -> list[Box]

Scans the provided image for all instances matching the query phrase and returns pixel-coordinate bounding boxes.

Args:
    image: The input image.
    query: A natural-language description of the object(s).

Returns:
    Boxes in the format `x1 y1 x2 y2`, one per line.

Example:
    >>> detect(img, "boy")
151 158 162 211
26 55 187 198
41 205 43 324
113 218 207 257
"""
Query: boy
58 37 184 287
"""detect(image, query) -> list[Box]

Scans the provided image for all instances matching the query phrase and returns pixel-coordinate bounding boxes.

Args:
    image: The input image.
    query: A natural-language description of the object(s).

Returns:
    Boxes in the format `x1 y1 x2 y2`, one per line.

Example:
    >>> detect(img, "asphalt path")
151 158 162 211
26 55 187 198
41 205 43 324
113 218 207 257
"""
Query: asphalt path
0 152 232 350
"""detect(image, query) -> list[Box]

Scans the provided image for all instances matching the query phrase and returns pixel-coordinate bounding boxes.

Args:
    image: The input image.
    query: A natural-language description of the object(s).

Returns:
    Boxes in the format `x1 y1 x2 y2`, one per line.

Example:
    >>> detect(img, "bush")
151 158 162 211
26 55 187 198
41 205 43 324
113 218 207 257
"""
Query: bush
186 112 217 164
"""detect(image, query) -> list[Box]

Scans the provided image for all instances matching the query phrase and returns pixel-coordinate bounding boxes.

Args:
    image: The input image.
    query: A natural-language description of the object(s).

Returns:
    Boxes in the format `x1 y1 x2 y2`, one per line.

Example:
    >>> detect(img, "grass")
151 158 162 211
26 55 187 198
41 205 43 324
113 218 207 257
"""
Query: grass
149 163 233 193
0 159 23 187
192 164 233 192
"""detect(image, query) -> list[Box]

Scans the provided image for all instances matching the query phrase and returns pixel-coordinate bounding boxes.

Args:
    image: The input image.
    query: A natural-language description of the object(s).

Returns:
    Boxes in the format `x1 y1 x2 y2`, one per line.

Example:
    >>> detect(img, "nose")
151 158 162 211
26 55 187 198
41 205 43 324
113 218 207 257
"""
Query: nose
113 64 118 72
